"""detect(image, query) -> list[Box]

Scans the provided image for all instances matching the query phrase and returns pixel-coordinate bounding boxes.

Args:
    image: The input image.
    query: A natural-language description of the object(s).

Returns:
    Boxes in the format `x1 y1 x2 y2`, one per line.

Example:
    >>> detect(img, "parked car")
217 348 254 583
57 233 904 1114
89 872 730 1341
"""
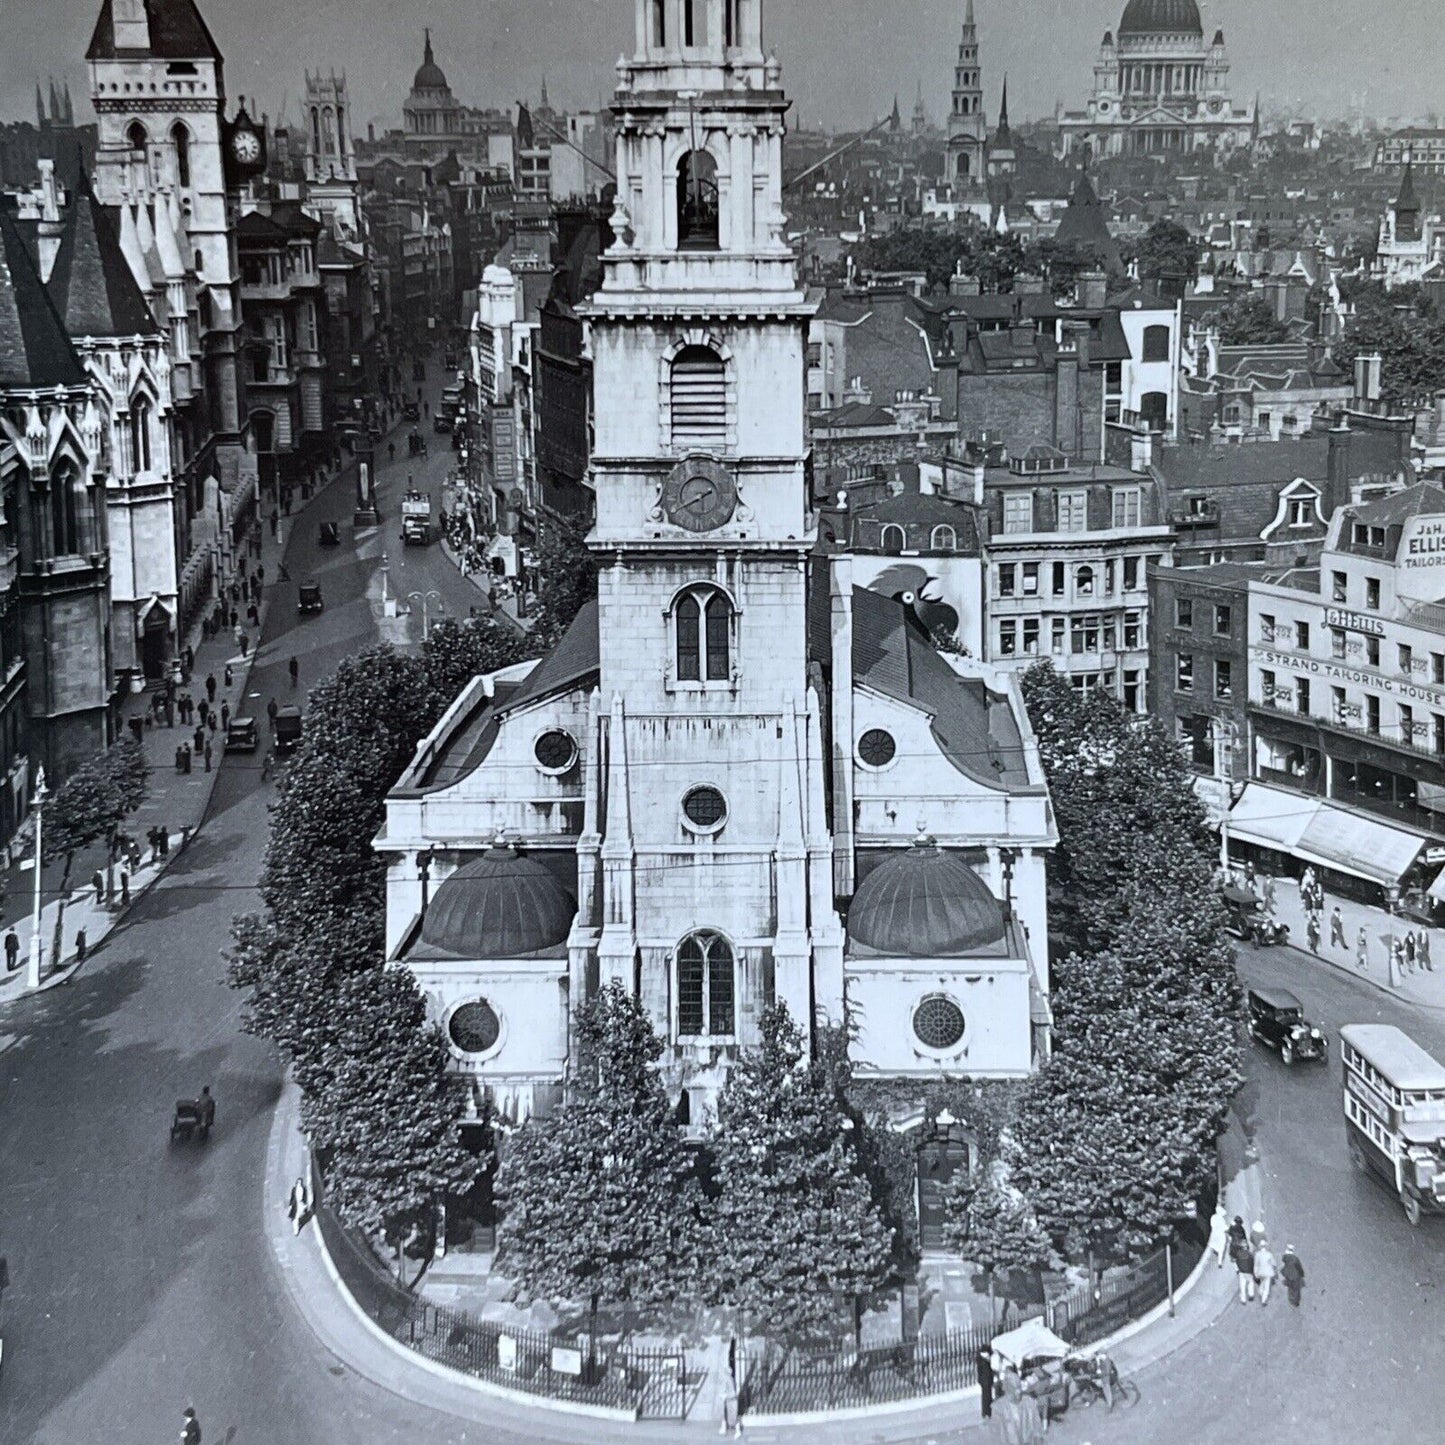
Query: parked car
318 521 341 547
1247 985 1328 1066
224 717 259 753
273 705 304 756
1221 885 1290 945
298 580 324 615
403 400 420 421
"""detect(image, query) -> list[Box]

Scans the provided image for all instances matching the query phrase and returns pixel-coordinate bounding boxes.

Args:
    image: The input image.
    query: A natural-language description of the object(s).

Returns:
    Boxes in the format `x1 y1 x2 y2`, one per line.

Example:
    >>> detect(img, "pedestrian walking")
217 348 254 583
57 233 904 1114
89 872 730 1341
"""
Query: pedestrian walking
388 440 396 463
198 1085 216 1141
1406 929 1418 972
1419 929 1433 972
239 632 249 658
93 869 105 904
1281 1246 1306 1307
257 564 265 586
1228 1213 1247 1253
267 697 279 728
1357 926 1369 970
184 644 195 675
1254 1241 1277 1306
269 508 279 539
1392 935 1407 984
288 1176 311 1234
224 663 234 689
1263 874 1277 912
204 738 213 773
1307 912 1321 954
197 697 209 726
1208 1203 1230 1268
1249 1219 1268 1249
75 928 87 963
4 927 18 973
261 748 274 783
976 1345 995 1419
1330 905 1346 950
1233 1237 1256 1303
246 602 259 629
206 672 216 703
289 655 299 688
181 1405 202 1445
220 701 230 732
206 711 216 734
118 866 130 908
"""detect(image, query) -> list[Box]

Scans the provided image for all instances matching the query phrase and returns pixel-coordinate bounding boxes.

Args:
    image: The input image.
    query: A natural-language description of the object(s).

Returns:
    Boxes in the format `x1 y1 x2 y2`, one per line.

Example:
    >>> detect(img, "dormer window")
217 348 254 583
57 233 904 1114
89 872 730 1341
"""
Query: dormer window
880 524 906 555
931 524 957 552
678 150 719 250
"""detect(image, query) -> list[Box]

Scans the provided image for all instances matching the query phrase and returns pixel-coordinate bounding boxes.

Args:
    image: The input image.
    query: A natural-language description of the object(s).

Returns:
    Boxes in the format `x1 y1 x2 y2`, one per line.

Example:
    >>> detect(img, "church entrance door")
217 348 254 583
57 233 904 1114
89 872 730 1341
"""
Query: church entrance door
917 1122 974 1252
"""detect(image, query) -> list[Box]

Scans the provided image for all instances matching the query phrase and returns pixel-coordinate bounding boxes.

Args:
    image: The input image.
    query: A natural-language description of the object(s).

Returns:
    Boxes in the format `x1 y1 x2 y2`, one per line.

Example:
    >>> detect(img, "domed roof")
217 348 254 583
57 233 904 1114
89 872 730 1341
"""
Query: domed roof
847 839 1006 957
1119 0 1203 37
412 29 449 93
420 846 576 959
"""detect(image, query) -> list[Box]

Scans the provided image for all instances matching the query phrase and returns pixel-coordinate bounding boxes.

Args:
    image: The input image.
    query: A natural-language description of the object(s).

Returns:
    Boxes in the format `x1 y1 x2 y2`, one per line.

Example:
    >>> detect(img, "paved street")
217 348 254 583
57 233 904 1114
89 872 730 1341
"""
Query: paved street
2 364 1443 1442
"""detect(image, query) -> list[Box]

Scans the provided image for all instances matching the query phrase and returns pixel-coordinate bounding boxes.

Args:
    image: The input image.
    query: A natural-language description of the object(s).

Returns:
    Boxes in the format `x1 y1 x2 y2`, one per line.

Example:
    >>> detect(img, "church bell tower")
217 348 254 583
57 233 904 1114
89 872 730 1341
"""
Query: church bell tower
579 0 839 1103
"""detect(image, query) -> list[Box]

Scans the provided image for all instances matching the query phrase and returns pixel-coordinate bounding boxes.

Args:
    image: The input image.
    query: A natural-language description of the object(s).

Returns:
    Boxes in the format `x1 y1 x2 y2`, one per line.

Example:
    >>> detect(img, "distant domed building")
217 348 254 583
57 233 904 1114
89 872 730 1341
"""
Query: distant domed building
1059 0 1257 159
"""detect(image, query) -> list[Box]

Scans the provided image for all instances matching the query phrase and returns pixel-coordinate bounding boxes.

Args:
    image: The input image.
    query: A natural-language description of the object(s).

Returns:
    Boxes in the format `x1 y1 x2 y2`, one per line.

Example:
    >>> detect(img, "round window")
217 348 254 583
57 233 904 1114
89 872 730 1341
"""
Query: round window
858 728 897 768
534 730 578 773
682 785 728 832
913 995 966 1051
449 999 501 1055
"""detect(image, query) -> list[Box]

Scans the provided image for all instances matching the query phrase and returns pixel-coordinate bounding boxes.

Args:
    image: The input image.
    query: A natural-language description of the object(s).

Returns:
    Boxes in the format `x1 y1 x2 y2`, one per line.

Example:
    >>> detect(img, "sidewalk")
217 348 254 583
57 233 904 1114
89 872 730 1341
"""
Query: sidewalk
1242 869 1445 1010
265 1072 1256 1439
0 466 326 1003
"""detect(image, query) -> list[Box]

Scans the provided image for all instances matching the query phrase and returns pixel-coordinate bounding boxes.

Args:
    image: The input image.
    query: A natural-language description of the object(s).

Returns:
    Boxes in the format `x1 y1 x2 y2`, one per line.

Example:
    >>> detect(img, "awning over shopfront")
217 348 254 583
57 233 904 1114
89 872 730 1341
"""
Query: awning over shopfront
1227 783 1318 854
1227 783 1432 888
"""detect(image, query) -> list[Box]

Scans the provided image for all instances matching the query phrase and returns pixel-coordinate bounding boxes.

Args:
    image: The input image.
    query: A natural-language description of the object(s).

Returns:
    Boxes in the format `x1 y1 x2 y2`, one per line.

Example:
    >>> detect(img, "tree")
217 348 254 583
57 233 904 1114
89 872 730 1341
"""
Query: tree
1026 238 1111 300
528 512 599 652
43 737 149 965
709 1005 893 1341
1212 292 1290 346
423 615 533 709
942 1173 1051 1321
1136 219 1198 286
302 968 482 1276
494 982 705 1341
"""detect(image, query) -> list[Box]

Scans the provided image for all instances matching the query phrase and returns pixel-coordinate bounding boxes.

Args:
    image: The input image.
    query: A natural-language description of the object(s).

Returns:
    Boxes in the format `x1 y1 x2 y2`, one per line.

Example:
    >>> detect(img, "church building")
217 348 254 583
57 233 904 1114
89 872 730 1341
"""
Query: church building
380 1 1056 1144
1058 0 1257 160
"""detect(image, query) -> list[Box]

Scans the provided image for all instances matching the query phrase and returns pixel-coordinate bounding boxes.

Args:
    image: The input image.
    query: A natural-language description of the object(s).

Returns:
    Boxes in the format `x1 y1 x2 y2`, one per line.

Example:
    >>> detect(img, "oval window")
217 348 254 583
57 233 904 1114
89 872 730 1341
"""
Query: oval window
858 728 897 768
534 729 578 773
913 995 966 1051
449 999 502 1055
682 785 728 832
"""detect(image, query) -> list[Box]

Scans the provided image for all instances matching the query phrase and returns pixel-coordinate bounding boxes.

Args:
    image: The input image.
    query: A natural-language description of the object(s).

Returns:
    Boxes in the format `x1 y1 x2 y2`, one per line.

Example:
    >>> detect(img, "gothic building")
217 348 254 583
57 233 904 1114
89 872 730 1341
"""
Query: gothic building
1375 163 1445 289
381 1 1056 1157
1058 0 1257 159
0 209 113 778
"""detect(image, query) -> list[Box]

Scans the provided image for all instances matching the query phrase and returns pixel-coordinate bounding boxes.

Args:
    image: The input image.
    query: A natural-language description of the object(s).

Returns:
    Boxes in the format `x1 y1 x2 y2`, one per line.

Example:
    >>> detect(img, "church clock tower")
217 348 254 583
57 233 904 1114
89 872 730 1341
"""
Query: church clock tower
579 0 840 1106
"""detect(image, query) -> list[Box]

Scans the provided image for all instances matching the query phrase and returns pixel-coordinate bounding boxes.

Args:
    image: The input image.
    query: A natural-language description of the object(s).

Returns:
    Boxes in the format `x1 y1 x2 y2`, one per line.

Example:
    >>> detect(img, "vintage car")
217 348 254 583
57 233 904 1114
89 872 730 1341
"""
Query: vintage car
1221 885 1290 946
224 717 259 753
318 521 341 547
1247 986 1328 1066
273 705 304 757
298 580 324 615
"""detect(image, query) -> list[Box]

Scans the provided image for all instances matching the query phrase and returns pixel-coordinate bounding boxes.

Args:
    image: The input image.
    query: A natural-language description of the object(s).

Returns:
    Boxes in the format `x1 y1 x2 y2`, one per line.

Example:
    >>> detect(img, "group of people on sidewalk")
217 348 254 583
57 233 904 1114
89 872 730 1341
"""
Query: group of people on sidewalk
1208 1206 1306 1309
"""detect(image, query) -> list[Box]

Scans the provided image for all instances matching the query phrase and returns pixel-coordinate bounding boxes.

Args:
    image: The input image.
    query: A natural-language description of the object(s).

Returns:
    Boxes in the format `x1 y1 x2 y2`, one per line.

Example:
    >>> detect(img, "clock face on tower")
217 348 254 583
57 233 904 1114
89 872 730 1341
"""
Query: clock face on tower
662 458 737 532
232 128 261 165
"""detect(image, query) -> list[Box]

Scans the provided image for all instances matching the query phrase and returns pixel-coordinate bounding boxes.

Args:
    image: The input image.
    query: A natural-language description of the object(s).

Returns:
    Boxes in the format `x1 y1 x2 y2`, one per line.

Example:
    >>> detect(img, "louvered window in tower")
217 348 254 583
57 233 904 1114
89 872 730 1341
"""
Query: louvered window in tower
670 346 726 452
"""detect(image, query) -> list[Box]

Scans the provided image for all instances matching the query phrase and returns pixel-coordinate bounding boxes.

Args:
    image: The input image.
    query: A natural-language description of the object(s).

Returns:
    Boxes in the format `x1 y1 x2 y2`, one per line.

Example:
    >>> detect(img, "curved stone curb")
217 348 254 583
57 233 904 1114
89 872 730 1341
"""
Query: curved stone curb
265 1080 640 1424
1285 937 1445 1013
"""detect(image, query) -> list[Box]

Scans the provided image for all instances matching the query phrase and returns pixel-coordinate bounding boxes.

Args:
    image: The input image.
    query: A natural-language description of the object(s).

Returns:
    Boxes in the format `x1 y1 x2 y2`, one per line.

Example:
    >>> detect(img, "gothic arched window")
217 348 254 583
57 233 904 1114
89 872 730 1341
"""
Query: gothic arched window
172 123 190 187
676 930 735 1039
675 585 732 683
670 344 726 451
677 150 719 250
51 461 82 557
131 397 153 474
127 121 147 153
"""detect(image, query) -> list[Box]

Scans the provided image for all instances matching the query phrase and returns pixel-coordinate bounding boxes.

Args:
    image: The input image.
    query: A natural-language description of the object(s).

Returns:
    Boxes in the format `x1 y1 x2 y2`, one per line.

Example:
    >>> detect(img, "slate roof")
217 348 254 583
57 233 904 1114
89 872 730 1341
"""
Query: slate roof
1347 482 1445 527
497 600 599 716
47 172 157 338
86 0 222 61
850 491 984 551
1054 173 1124 275
850 586 1032 791
0 208 85 389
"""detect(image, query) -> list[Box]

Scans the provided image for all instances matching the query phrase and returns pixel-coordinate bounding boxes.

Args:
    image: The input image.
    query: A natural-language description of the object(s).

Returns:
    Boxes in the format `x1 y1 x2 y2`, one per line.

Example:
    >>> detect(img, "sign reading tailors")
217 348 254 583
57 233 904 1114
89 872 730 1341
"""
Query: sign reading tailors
1399 515 1445 600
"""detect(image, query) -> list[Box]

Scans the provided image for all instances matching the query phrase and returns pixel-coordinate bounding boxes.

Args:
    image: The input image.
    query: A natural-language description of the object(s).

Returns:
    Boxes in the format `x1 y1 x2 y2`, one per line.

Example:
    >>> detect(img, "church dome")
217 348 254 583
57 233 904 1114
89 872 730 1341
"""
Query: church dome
847 838 1006 957
1118 0 1203 37
420 846 576 958
412 30 449 92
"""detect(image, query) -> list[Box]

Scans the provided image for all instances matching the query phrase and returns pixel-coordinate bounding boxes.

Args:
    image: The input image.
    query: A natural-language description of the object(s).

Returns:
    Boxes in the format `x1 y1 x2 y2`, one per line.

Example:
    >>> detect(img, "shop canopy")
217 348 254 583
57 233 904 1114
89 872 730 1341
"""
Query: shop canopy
1227 783 1430 888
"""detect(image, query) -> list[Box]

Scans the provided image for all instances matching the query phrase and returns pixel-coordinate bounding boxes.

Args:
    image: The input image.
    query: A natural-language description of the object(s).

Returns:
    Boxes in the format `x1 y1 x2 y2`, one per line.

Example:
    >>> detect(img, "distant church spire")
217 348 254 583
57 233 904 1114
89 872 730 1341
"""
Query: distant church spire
423 27 434 67
36 83 46 127
998 76 1009 133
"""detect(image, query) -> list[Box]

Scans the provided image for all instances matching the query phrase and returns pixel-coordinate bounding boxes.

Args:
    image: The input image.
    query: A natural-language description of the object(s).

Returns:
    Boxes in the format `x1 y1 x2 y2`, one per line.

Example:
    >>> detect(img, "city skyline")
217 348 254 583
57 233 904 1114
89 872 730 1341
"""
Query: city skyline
5 0 1445 138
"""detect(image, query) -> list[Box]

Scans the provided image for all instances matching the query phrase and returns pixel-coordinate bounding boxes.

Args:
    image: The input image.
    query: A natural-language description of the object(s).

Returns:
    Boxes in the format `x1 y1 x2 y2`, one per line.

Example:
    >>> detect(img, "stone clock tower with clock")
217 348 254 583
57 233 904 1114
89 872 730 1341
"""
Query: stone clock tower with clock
577 0 843 1100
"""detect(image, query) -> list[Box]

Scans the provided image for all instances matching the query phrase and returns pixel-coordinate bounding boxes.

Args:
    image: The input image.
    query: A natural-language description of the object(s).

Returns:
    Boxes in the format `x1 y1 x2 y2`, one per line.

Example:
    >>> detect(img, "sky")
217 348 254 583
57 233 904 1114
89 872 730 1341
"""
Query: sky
5 0 1445 136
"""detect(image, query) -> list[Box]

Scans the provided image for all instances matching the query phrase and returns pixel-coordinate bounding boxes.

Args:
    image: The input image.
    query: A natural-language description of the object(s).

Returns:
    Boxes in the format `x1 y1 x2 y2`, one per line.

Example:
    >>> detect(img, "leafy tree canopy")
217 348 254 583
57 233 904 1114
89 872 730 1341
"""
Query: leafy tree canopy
43 737 149 867
423 615 534 710
1136 219 1199 285
528 512 599 654
1211 292 1291 346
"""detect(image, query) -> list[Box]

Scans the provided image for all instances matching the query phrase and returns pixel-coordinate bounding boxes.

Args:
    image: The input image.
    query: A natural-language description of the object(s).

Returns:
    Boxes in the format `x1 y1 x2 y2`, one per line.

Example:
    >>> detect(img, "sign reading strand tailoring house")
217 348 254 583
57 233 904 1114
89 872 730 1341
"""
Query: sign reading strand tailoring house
1253 647 1445 705
1399 516 1445 600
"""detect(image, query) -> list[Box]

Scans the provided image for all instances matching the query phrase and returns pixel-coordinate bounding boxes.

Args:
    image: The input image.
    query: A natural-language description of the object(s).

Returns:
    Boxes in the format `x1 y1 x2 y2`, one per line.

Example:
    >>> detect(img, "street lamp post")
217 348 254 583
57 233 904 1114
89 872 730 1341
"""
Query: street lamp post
407 590 443 642
27 766 47 990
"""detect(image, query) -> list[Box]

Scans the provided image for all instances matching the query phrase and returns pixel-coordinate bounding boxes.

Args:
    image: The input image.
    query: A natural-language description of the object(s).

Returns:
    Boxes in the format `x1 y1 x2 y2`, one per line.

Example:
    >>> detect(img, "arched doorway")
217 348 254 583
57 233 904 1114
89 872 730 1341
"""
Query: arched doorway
916 1115 976 1252
140 599 173 681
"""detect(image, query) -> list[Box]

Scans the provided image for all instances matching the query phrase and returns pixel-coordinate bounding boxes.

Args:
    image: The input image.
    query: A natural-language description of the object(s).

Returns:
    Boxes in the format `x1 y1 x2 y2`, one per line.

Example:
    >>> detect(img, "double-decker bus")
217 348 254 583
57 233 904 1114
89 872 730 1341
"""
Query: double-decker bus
1341 1024 1445 1226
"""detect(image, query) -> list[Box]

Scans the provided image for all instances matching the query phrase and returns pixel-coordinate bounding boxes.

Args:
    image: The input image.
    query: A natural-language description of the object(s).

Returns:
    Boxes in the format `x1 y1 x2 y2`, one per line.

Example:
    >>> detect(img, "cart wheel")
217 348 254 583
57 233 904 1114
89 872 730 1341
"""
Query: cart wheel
1402 1193 1422 1227
1118 1379 1141 1408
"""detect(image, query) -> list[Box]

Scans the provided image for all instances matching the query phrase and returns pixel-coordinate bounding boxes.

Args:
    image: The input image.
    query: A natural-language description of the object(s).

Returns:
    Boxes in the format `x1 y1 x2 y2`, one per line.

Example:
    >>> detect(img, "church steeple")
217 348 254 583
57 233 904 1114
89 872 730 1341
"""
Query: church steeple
997 75 1010 140
947 0 987 187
